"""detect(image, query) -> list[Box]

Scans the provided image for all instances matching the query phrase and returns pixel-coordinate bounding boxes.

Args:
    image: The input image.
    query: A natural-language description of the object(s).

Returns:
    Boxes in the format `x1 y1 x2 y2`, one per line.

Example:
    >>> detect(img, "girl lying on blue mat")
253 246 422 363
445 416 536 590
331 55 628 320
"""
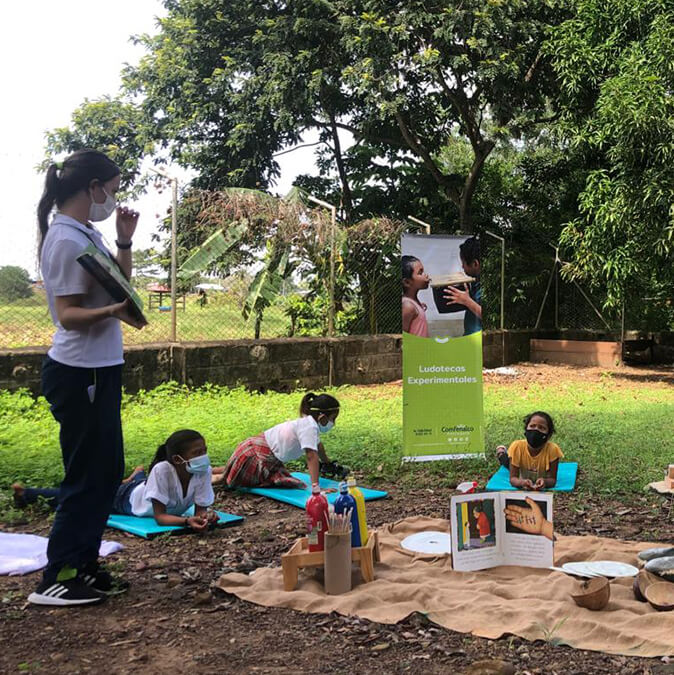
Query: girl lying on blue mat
13 430 218 532
212 392 341 490
496 411 563 490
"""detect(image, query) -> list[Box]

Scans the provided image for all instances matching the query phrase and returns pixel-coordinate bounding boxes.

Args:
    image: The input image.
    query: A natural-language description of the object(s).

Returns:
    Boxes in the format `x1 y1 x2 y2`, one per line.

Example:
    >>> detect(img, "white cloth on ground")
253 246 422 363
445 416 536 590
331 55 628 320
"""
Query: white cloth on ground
0 532 123 576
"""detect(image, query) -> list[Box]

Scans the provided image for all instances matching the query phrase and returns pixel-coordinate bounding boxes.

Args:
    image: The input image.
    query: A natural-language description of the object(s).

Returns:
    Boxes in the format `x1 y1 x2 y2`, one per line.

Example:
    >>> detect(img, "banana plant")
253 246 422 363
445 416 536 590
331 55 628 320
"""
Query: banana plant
178 220 247 277
243 244 293 338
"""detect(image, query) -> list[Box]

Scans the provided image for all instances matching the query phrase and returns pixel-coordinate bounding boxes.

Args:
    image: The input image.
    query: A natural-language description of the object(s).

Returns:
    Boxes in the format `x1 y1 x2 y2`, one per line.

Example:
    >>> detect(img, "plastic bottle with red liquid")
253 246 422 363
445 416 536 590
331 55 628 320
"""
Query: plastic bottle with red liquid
306 483 330 552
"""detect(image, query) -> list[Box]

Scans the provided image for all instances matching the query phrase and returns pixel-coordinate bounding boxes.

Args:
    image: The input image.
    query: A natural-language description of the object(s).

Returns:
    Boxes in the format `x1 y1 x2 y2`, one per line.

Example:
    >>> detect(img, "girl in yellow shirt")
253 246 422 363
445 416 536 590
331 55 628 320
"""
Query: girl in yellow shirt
496 411 563 490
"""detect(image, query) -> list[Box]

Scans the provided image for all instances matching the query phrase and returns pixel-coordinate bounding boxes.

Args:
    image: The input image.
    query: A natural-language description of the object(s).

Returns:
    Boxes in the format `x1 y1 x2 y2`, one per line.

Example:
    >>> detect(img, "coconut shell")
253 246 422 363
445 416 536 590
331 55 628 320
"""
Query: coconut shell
430 273 475 288
644 582 674 611
571 576 610 611
633 569 660 602
644 555 674 579
637 546 674 562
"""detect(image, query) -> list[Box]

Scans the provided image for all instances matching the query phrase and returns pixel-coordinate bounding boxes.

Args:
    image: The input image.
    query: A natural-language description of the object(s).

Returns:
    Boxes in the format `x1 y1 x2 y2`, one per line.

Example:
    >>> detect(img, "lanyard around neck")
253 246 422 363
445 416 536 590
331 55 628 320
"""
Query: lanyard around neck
60 220 130 281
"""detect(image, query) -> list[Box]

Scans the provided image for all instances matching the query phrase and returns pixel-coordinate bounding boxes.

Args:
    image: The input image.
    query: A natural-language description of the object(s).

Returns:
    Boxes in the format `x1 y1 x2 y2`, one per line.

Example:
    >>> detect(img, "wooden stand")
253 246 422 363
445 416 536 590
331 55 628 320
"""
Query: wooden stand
665 464 674 490
281 530 380 592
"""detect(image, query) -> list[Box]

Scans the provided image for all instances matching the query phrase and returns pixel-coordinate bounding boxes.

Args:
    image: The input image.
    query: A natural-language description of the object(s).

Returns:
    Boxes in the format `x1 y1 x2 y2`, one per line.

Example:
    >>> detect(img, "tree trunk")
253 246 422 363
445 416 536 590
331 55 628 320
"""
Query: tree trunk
328 111 353 223
254 312 262 339
457 140 495 234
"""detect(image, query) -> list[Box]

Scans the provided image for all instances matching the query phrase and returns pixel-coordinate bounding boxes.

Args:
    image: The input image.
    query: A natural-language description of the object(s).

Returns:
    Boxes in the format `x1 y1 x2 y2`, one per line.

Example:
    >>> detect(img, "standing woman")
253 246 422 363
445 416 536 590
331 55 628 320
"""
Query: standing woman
29 149 144 606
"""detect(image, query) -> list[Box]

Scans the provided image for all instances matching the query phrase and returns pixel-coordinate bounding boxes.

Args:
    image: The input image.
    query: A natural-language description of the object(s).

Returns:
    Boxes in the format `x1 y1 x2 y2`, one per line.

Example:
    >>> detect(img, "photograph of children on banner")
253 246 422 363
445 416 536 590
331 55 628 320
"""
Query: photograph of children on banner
401 234 481 339
455 497 496 551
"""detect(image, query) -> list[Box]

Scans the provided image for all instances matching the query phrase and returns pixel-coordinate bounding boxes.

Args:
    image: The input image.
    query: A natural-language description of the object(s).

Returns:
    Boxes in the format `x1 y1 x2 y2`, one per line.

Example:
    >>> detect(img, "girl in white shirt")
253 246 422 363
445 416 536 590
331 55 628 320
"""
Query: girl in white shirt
215 393 340 489
16 430 218 532
115 429 217 531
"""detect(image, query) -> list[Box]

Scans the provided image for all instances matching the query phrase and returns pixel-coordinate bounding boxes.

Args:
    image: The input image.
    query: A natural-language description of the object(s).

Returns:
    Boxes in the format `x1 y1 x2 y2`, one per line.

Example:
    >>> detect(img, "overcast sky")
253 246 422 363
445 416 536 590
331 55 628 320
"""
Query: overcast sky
0 1 322 277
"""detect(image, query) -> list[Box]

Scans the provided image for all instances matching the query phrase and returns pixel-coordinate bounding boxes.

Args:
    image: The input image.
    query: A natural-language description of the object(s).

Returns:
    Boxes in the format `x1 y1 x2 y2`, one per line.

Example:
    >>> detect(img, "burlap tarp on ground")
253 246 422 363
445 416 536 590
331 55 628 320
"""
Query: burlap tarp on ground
647 480 674 495
216 517 674 658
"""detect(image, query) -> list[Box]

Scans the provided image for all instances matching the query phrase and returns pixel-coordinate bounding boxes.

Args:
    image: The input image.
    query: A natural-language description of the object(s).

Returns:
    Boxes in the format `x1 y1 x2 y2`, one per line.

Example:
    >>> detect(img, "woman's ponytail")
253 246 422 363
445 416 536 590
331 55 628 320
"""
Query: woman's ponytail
36 150 120 257
148 443 168 473
299 392 316 416
37 164 60 256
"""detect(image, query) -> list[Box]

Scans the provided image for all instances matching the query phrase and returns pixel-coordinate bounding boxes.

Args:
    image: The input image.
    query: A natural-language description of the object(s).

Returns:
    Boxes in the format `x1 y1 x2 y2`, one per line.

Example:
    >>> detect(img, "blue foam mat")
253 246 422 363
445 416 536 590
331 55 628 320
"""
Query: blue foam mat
106 507 244 539
237 472 388 508
485 462 578 492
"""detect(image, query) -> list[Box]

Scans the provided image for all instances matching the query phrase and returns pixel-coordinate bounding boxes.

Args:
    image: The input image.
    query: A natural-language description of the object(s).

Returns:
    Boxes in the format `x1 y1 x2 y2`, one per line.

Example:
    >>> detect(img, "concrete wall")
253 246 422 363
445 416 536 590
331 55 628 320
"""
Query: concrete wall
2 330 670 395
173 335 402 392
0 335 402 396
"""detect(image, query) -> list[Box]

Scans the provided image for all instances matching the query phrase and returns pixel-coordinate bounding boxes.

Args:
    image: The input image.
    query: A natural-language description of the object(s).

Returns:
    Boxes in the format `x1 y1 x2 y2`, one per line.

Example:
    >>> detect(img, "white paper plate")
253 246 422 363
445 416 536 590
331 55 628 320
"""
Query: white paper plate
562 561 638 578
401 531 451 555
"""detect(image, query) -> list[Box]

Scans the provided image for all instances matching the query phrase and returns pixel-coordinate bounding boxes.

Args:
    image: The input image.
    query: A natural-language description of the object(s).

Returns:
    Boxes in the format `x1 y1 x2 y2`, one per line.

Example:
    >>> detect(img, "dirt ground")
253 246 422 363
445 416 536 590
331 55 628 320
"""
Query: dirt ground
1 363 673 675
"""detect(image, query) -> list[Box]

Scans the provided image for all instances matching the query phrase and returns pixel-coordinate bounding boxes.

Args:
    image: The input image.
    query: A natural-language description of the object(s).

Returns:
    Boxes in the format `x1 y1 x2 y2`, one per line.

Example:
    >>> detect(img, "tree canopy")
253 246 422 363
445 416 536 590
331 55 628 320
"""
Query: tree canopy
45 0 566 232
42 0 673 325
548 0 674 309
0 266 32 303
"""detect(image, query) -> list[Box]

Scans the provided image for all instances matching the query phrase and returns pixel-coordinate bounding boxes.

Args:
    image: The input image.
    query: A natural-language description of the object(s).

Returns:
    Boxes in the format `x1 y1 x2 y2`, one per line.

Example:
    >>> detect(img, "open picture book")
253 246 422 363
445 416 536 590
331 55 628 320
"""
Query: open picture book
76 244 147 325
450 491 554 572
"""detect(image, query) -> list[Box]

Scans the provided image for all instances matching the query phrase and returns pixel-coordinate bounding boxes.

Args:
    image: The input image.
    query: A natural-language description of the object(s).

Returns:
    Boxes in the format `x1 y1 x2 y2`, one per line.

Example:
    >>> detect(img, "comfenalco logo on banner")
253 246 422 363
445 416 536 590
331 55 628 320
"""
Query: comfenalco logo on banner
402 331 485 461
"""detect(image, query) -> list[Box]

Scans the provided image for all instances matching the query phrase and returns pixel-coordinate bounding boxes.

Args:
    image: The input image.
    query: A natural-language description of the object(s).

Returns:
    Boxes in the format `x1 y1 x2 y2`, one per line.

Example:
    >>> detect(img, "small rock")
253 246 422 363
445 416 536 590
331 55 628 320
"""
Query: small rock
194 591 212 606
180 566 202 582
166 573 182 588
371 643 390 652
463 660 516 675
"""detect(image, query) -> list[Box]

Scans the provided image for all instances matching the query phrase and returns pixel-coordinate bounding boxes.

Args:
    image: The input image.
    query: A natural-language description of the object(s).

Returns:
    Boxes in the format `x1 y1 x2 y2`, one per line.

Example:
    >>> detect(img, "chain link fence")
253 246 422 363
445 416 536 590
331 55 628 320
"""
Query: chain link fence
0 207 671 349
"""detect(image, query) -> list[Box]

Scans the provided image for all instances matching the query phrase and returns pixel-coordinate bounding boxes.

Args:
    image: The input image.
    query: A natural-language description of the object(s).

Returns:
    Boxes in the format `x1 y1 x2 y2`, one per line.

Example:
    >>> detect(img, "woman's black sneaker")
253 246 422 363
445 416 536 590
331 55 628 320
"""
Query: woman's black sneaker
27 578 105 606
81 563 130 594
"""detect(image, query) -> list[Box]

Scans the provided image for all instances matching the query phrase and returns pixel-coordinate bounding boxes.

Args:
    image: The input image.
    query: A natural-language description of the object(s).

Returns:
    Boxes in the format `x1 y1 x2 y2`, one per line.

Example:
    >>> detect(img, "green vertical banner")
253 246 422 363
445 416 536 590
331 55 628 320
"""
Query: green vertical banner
401 234 484 460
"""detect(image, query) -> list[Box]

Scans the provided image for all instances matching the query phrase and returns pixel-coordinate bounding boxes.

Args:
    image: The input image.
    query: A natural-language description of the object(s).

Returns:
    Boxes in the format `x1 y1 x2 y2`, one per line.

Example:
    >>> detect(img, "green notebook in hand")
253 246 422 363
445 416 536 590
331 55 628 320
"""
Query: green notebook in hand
76 244 147 325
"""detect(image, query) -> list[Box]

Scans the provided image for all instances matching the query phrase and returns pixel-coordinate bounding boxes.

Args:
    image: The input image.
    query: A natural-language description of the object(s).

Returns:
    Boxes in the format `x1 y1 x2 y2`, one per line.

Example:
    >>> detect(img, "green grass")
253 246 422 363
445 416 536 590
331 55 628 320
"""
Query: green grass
0 290 290 347
1 376 672 497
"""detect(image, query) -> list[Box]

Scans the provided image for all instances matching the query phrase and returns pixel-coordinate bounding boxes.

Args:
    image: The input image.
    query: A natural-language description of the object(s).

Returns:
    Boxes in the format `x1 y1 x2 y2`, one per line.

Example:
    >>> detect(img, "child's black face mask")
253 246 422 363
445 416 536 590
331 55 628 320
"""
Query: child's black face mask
525 429 548 449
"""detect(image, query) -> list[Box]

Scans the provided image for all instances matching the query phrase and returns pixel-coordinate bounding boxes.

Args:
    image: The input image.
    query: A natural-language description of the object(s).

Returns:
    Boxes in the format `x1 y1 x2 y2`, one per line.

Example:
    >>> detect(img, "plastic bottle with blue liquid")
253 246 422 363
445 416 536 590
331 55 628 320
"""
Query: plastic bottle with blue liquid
334 481 361 547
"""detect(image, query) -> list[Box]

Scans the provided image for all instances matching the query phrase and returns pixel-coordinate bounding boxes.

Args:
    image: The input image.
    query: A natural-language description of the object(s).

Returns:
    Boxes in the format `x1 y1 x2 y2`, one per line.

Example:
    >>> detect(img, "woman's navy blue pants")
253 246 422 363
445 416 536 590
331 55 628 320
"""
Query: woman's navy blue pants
41 356 124 583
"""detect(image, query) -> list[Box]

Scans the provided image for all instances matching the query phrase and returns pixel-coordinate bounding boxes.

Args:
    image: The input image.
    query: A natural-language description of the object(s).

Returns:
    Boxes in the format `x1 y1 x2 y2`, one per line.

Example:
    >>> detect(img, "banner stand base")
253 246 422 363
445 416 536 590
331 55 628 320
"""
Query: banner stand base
402 453 486 463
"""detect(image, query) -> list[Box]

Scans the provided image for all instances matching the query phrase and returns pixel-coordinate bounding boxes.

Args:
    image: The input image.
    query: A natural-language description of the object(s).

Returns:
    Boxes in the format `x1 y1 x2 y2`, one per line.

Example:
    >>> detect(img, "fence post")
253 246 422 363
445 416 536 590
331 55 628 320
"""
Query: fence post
484 231 505 331
485 231 505 366
620 300 625 365
307 195 337 386
170 178 178 342
151 167 179 342
407 215 432 235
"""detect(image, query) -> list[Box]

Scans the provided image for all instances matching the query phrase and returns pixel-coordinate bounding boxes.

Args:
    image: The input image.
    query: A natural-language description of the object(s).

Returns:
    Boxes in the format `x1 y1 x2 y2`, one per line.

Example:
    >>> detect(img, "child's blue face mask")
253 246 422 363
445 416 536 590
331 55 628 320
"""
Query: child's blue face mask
318 419 334 434
182 454 211 474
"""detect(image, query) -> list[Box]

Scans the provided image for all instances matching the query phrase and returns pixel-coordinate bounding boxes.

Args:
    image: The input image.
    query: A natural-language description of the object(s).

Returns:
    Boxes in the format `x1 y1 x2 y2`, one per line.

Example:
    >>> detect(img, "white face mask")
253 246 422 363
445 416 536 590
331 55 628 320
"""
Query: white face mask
89 187 117 222
177 454 211 475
